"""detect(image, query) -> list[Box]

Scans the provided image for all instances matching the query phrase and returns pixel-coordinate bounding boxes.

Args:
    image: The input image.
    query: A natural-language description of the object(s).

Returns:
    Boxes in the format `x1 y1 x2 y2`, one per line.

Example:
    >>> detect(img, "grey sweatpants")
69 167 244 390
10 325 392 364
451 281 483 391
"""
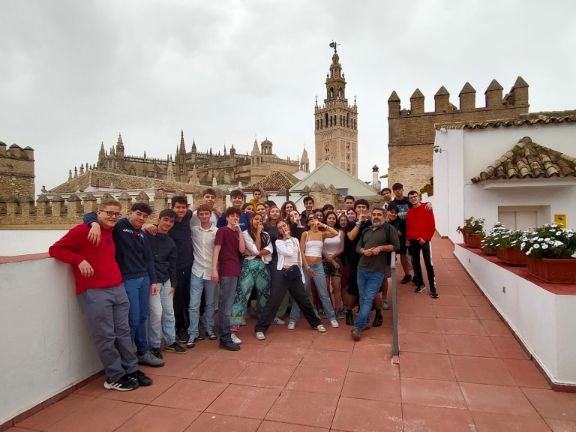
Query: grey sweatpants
77 285 138 382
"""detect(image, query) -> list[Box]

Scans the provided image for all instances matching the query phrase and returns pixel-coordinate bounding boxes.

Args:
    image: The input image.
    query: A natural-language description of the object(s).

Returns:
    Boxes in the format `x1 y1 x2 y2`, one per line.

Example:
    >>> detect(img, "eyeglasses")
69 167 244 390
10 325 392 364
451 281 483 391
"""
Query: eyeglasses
101 211 122 218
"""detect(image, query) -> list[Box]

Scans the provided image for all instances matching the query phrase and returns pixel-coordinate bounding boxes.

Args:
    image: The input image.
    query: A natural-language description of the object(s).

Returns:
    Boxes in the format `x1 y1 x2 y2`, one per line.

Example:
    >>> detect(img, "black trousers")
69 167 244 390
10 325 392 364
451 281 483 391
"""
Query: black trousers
255 267 321 333
174 268 191 333
409 240 436 291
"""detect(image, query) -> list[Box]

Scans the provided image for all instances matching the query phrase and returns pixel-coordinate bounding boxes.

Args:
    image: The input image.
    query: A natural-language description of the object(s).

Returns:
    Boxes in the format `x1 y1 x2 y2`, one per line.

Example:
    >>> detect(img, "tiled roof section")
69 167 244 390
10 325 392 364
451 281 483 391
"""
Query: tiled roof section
471 137 576 184
436 111 576 130
246 170 299 191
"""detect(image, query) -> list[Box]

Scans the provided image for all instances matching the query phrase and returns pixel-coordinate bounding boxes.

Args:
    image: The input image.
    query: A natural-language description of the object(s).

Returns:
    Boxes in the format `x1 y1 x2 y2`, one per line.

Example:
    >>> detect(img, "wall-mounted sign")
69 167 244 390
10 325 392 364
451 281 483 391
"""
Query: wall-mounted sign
554 214 566 228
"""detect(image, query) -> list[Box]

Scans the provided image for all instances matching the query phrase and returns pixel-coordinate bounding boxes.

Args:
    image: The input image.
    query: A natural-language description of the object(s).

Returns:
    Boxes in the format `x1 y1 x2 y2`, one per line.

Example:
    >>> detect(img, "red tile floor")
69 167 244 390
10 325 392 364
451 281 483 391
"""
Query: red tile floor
9 236 576 431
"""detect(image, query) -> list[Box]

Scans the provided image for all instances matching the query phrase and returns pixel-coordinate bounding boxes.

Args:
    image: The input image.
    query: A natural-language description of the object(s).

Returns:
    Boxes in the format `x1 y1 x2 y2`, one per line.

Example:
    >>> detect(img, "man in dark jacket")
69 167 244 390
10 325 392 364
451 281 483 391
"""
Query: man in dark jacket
147 209 186 359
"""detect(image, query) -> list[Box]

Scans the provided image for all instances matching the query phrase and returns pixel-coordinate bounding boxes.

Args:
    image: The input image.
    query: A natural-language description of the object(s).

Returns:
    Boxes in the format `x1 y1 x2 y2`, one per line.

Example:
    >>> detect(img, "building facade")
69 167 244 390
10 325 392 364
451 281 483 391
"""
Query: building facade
314 46 358 177
388 77 530 192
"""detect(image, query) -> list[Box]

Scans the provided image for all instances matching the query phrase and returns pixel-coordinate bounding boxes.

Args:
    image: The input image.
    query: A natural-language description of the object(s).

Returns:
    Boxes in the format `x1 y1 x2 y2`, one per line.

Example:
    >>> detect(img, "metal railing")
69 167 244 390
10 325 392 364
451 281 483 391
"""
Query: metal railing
390 251 400 357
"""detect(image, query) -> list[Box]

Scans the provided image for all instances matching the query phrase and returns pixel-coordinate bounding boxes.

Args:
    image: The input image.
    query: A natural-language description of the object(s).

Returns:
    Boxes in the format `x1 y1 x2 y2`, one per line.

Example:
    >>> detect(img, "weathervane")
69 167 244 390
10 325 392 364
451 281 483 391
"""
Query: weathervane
329 40 338 53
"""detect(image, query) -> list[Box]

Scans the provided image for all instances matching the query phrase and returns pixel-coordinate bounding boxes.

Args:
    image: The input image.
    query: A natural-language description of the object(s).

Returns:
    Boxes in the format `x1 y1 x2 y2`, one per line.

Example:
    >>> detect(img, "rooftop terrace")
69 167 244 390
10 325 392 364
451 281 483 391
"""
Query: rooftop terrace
2 236 575 431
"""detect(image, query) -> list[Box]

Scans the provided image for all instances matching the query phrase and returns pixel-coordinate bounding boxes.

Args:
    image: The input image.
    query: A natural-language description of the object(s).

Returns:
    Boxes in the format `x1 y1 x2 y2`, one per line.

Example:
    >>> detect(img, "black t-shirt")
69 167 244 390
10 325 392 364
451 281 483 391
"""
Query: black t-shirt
391 197 411 220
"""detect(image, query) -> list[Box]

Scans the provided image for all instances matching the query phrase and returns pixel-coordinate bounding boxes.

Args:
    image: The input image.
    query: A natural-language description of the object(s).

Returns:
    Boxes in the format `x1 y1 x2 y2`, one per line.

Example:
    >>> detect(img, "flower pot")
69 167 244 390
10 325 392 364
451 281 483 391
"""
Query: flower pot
496 247 528 267
528 257 576 284
463 232 483 248
481 246 496 256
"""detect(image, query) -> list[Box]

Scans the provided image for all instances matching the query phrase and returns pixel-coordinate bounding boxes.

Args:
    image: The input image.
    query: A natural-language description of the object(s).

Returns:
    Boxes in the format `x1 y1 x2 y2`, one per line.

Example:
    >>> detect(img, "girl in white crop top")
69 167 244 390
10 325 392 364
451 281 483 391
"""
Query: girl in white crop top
288 213 340 328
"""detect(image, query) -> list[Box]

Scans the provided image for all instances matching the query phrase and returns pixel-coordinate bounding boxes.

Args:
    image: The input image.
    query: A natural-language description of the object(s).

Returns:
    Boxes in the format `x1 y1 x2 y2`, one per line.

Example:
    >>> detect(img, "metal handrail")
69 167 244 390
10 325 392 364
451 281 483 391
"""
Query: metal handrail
390 251 399 357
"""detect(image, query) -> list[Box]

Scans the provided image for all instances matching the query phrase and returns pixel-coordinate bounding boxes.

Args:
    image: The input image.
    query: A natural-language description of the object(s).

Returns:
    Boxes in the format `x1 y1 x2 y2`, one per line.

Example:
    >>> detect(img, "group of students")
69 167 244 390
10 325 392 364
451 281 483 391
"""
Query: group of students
48 183 437 391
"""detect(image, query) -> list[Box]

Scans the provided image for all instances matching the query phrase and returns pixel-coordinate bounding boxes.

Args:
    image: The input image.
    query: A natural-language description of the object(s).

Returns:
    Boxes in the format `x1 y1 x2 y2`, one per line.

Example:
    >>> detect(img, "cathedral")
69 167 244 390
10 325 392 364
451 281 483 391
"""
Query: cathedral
91 132 309 188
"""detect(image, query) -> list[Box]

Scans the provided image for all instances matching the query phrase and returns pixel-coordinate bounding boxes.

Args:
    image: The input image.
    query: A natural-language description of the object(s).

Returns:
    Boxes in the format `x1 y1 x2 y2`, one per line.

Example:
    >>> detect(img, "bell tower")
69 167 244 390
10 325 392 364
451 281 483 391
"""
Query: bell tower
314 42 358 176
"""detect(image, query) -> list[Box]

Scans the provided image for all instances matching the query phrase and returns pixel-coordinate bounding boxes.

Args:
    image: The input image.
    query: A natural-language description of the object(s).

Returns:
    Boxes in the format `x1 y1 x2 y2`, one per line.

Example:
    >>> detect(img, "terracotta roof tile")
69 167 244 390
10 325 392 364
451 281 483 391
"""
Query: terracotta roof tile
436 111 576 130
246 170 299 191
471 137 576 184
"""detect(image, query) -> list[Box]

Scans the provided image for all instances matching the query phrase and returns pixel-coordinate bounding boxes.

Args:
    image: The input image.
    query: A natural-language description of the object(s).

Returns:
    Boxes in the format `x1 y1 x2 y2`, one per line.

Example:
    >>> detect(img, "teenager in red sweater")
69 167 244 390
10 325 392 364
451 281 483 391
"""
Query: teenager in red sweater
406 191 439 299
49 199 152 391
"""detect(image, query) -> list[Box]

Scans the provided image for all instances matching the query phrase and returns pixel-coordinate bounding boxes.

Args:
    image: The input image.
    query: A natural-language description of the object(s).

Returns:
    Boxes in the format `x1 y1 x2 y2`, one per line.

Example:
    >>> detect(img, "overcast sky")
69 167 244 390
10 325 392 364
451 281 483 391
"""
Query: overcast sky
1 0 575 194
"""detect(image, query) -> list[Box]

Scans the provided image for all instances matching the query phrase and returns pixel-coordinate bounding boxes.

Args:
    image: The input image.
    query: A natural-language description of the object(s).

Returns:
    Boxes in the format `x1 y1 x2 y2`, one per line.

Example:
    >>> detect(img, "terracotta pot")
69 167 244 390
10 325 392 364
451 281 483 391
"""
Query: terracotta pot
463 232 483 248
481 247 496 256
528 257 576 284
496 247 528 267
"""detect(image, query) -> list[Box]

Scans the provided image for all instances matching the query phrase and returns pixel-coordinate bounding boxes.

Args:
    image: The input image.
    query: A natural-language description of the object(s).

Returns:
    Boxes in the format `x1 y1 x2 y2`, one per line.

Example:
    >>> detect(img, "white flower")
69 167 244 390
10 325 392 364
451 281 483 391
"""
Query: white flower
542 244 549 249
533 244 540 249
527 248 533 255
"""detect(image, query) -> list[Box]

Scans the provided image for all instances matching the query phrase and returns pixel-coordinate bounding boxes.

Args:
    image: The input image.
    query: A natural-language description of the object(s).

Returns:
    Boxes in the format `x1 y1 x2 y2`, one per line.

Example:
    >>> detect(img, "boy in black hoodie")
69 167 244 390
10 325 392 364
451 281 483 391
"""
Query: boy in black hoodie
147 209 186 359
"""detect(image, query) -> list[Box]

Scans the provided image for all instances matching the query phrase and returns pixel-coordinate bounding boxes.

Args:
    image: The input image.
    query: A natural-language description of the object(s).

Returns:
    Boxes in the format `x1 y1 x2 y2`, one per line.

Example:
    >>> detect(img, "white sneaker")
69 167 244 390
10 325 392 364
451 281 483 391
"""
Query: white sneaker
330 319 339 328
316 324 327 333
255 331 266 340
273 317 286 325
231 333 242 344
287 321 296 330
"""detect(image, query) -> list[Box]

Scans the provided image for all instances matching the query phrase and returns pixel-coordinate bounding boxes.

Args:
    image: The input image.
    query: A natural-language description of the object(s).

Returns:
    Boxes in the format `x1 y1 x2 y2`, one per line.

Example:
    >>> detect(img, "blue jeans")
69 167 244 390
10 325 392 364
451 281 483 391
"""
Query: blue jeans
124 276 151 354
355 270 385 329
188 273 216 339
148 280 176 348
218 276 238 341
290 262 335 323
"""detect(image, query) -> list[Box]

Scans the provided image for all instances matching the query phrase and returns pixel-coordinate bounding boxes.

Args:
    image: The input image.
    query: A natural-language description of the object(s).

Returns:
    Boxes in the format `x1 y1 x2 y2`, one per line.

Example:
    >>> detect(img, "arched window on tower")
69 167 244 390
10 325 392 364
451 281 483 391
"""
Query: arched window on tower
325 113 328 127
316 119 319 130
330 87 334 98
347 113 350 127
339 88 343 97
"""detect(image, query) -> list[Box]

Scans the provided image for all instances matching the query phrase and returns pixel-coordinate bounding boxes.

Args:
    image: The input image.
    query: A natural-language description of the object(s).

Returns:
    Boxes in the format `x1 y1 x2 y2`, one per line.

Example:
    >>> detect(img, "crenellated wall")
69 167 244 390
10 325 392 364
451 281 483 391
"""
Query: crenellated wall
0 189 227 226
387 77 530 192
0 142 35 199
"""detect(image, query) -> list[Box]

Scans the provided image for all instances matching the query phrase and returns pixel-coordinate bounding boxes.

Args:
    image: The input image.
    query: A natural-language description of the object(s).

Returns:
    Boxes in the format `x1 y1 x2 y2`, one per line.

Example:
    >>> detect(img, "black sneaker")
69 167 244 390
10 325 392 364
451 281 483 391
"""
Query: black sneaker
150 347 163 360
373 312 383 327
415 284 426 294
219 339 241 351
104 375 139 391
430 290 439 299
127 370 153 387
176 330 189 344
164 342 186 353
345 310 354 326
205 331 217 340
400 275 412 284
351 327 361 341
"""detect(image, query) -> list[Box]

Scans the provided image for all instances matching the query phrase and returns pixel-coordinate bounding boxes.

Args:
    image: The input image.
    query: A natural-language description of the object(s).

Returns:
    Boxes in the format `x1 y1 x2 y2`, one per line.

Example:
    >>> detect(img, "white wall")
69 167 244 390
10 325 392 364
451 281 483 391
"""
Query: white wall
455 246 576 385
0 230 68 256
433 129 464 242
0 257 101 424
434 123 576 242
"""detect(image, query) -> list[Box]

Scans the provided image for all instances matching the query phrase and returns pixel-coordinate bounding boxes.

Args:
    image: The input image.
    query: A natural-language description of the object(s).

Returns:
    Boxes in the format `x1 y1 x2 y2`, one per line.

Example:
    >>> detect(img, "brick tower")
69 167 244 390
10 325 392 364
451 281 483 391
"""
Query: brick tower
387 77 530 191
314 43 358 177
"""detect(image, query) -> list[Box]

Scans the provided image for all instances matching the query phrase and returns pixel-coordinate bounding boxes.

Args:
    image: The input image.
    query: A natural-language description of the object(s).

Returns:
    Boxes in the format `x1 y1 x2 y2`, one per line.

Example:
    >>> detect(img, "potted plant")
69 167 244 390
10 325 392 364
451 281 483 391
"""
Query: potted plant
457 217 485 248
481 222 507 255
492 228 528 266
520 224 576 284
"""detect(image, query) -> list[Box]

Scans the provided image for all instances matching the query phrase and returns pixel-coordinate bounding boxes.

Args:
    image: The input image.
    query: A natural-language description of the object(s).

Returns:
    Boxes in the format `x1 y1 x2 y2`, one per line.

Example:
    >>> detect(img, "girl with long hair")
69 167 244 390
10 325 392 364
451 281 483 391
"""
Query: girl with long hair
229 213 272 343
323 211 345 317
288 214 339 329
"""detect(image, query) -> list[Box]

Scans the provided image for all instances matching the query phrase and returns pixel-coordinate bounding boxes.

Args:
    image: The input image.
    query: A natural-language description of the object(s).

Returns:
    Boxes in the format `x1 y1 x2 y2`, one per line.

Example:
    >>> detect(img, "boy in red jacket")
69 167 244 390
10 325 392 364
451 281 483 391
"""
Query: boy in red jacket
49 199 152 391
406 191 439 299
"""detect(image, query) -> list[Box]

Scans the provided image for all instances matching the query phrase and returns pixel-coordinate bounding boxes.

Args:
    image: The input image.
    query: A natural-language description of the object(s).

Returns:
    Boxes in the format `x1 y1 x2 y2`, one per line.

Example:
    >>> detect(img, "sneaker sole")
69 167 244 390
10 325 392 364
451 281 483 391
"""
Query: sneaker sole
104 381 138 391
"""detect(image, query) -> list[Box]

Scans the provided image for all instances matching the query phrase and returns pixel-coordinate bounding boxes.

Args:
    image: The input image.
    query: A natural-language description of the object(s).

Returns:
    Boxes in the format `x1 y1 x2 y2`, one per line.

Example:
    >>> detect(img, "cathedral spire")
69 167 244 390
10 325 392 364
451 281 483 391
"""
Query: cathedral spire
179 130 186 154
